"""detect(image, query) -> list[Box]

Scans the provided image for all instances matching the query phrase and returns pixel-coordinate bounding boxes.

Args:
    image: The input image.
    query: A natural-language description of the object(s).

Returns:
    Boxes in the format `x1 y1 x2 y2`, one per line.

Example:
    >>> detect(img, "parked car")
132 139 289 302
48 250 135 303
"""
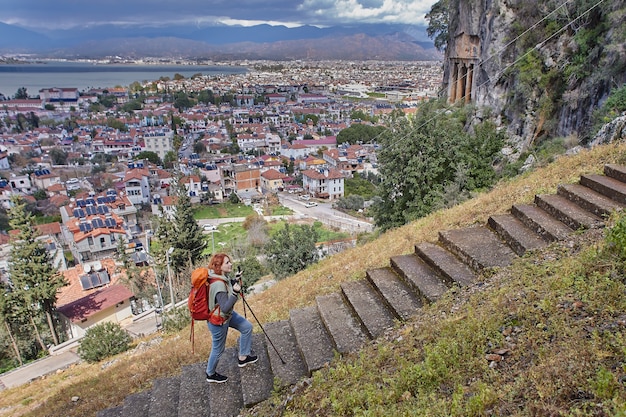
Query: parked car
203 224 217 231
299 194 311 201
304 202 318 208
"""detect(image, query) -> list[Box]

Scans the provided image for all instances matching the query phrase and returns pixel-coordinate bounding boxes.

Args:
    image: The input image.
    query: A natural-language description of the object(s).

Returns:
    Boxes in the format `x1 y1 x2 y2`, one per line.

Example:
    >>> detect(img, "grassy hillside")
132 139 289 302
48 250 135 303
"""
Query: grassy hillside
2 142 626 417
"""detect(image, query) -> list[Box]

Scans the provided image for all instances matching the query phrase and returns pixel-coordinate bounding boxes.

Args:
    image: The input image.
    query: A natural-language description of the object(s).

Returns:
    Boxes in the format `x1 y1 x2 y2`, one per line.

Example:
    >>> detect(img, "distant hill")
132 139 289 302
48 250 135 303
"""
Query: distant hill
0 22 441 61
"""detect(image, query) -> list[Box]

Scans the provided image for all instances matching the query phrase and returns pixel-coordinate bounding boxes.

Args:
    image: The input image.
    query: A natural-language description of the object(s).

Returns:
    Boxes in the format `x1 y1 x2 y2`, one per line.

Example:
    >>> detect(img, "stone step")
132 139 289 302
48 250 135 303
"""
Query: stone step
512 204 574 242
149 376 181 417
96 406 122 417
178 363 211 417
415 242 476 286
263 320 308 387
438 226 516 271
341 280 396 339
208 347 244 417
535 194 604 230
580 174 626 204
120 390 151 417
558 183 625 218
604 164 626 183
290 306 335 374
239 333 273 408
366 267 422 320
390 254 449 303
488 214 547 256
316 292 369 354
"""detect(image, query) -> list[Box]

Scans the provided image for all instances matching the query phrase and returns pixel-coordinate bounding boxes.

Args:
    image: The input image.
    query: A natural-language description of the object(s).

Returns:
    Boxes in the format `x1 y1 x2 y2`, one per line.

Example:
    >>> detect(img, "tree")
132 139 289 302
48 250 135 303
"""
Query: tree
13 87 28 99
6 196 67 346
171 187 206 274
372 101 503 231
426 0 450 52
135 151 162 166
265 223 319 279
48 147 68 165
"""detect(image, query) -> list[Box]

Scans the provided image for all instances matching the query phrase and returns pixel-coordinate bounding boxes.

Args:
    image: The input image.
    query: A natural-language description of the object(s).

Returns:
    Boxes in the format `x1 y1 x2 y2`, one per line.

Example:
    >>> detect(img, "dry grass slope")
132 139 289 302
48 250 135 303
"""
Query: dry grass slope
1 142 626 417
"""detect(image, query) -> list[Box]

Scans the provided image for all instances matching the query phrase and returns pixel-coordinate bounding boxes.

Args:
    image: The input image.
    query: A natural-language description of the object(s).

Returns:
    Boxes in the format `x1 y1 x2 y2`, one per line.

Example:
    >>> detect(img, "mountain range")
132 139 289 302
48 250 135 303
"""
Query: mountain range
0 22 441 61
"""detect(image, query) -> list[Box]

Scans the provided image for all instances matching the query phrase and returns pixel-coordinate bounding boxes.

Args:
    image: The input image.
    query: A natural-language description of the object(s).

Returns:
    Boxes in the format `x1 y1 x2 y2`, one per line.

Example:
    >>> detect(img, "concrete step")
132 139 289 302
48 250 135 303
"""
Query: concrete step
439 226 516 271
415 242 476 286
535 194 604 230
316 292 369 354
366 267 422 320
149 376 181 417
120 390 151 417
178 363 211 417
558 183 625 218
341 280 396 339
488 214 547 256
208 347 244 417
604 164 626 183
580 174 626 203
290 306 335 374
512 204 574 242
96 406 122 417
263 320 308 387
239 333 273 408
390 254 449 303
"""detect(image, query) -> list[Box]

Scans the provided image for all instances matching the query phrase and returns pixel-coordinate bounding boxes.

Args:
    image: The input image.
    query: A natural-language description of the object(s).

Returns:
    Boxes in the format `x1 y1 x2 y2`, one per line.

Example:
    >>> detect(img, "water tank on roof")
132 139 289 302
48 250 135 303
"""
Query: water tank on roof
92 261 103 271
83 263 92 273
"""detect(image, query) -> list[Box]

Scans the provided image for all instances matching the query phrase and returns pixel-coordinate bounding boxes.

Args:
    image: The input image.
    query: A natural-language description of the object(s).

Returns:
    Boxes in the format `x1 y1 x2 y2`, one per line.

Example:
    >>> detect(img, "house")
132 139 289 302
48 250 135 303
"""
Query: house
301 168 345 200
30 168 61 190
151 195 177 220
56 259 134 339
0 151 10 170
123 168 151 205
260 168 287 192
180 175 202 200
8 173 33 195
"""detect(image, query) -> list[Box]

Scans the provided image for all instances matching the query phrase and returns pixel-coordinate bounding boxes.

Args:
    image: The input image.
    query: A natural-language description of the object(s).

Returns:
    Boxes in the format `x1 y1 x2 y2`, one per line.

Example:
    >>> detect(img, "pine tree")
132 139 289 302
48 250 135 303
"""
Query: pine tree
171 186 205 274
6 196 67 346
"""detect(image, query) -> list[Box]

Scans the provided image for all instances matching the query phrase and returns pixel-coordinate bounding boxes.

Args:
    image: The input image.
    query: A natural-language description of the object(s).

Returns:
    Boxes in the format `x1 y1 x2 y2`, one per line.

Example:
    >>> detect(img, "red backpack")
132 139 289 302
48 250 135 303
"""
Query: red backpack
188 267 226 353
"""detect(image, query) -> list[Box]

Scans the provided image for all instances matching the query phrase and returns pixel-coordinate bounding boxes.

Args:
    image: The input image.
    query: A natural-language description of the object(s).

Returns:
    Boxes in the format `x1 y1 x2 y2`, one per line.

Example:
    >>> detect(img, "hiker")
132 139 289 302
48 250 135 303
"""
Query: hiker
205 252 257 383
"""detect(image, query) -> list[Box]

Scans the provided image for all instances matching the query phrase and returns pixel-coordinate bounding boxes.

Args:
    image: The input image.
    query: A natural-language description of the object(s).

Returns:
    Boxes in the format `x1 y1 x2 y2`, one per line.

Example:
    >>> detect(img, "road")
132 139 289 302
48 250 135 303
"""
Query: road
277 193 374 233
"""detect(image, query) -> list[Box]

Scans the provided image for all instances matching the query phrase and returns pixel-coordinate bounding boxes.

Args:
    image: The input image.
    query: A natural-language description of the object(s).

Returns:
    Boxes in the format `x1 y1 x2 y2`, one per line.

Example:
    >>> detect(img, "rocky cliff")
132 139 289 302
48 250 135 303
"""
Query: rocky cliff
443 0 626 151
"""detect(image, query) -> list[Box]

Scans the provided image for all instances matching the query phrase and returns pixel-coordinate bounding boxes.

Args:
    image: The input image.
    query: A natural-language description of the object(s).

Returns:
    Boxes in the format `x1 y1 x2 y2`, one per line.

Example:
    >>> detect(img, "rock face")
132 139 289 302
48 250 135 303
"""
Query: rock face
443 0 626 150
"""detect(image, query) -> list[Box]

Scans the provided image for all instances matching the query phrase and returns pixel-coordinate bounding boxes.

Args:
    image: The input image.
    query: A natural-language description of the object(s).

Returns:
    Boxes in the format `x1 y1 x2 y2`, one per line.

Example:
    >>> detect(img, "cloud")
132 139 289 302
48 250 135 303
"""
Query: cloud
0 0 437 29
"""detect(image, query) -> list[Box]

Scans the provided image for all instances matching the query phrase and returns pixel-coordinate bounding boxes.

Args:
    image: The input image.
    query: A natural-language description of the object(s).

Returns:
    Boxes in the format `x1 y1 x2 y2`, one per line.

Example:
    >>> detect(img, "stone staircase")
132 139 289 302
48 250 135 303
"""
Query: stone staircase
97 164 626 417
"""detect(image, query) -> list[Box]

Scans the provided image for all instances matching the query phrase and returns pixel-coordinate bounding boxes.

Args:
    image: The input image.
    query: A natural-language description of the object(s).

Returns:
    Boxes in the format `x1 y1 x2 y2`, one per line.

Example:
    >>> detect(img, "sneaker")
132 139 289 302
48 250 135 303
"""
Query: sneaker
238 355 258 368
205 372 228 383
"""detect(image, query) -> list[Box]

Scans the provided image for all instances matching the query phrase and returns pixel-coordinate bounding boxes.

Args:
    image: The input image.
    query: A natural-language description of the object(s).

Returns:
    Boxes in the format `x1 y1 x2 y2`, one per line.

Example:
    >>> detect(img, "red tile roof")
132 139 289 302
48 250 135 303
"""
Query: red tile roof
56 284 134 323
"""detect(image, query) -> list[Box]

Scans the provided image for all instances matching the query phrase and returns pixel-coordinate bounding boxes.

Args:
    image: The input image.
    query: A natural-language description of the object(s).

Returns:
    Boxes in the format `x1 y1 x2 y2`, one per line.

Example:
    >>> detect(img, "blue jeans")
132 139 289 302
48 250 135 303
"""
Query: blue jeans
206 311 253 375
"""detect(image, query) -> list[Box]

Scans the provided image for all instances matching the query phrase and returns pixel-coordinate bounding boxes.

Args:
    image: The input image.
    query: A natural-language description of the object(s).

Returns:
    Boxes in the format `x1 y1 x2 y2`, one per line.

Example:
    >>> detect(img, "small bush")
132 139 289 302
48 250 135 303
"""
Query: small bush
605 212 626 261
162 305 191 333
77 322 132 363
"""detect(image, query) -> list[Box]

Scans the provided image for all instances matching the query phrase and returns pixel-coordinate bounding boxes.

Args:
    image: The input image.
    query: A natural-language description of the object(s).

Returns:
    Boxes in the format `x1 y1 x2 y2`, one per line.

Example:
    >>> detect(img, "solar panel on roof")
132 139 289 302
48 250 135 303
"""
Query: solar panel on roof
86 198 95 205
79 223 85 232
84 223 92 231
77 209 85 218
80 275 93 290
105 218 116 228
97 197 105 204
76 199 86 207
98 271 110 285
86 206 96 215
90 273 101 288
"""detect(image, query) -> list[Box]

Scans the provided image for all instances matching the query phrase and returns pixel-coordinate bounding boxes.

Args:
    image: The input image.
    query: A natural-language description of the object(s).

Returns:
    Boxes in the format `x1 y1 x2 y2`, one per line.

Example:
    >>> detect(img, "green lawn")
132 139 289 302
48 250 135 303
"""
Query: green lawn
193 202 255 219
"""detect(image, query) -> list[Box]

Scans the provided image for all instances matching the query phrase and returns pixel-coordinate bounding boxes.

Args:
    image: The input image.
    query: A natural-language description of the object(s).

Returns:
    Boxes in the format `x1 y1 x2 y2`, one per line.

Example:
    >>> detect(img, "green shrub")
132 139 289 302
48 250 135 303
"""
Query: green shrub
77 322 132 363
605 212 626 261
162 305 191 333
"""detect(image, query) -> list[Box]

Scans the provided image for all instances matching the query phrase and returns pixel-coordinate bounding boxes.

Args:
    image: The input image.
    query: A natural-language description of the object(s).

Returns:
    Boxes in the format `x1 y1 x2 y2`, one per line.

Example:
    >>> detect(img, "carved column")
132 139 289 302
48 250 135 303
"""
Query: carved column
465 64 473 104
449 61 459 103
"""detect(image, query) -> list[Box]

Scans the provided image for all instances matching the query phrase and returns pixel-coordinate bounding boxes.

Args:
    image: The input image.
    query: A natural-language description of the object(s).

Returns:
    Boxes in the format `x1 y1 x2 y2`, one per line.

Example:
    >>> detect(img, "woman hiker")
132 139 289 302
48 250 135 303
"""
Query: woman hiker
205 252 257 383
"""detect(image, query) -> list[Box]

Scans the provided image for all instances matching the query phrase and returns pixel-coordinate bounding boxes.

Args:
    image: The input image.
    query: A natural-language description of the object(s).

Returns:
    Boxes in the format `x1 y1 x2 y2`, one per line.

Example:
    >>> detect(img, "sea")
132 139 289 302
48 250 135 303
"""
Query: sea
0 61 249 98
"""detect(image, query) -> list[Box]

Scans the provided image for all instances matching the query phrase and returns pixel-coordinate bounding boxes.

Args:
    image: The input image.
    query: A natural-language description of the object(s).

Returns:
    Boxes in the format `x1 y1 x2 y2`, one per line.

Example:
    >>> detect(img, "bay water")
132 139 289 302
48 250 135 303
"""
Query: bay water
0 61 248 98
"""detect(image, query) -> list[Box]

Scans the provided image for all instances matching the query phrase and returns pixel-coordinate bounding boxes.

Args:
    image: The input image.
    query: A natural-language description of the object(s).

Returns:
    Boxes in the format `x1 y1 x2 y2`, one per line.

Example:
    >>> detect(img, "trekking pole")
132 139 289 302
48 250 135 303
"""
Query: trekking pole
237 267 247 319
239 291 286 365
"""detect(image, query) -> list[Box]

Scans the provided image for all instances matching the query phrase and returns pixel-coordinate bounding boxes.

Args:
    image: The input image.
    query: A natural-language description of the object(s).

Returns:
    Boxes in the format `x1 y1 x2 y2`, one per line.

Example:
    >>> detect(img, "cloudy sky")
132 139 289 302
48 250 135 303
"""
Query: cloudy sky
1 0 438 30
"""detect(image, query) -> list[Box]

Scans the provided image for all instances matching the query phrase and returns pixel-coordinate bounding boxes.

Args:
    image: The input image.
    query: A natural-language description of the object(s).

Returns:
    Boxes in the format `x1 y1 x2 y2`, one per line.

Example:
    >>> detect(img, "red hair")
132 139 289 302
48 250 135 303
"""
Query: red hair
208 253 230 275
